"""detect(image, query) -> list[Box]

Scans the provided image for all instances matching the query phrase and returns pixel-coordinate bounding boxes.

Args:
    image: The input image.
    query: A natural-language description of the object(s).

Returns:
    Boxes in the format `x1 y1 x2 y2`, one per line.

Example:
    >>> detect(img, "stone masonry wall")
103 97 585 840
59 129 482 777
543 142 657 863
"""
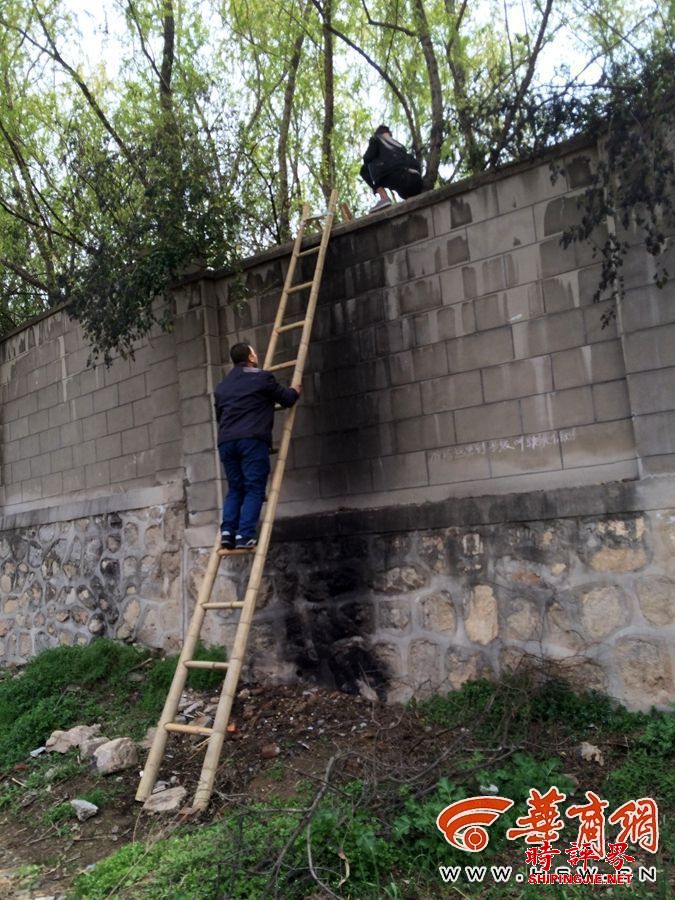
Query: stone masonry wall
1 133 674 710
192 499 675 711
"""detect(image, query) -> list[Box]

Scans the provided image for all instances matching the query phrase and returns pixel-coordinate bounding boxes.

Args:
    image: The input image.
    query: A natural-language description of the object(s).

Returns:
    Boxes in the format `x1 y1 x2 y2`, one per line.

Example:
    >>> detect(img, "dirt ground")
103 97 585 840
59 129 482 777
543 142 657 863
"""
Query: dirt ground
0 682 439 898
0 680 667 899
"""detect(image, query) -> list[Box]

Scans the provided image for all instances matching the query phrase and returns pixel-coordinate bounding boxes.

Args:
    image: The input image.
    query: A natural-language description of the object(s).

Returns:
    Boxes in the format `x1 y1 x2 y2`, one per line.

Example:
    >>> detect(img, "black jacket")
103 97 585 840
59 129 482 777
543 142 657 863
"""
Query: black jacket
360 133 420 189
214 365 299 447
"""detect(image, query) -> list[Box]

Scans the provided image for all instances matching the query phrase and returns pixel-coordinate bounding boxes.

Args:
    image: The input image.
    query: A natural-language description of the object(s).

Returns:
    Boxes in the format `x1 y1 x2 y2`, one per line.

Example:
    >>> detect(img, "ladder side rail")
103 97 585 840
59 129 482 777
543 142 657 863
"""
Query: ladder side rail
135 533 223 802
263 203 310 369
291 189 337 384
192 403 299 808
194 192 337 809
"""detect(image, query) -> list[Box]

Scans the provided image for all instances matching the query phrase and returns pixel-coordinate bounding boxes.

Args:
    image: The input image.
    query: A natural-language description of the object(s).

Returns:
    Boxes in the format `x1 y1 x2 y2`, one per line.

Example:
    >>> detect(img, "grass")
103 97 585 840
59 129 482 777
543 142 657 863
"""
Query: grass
1 644 671 898
0 639 228 772
68 672 674 899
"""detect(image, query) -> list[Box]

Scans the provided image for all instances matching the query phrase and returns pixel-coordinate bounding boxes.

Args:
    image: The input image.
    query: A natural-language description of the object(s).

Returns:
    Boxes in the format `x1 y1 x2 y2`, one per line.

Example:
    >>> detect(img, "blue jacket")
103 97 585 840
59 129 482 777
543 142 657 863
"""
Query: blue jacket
214 365 299 447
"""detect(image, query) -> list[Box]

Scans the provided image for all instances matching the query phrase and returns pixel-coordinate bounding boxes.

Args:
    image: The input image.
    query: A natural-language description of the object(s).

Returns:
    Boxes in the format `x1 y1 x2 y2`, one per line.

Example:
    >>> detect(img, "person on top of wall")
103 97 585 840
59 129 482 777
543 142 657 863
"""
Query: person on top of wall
214 343 301 550
359 124 423 213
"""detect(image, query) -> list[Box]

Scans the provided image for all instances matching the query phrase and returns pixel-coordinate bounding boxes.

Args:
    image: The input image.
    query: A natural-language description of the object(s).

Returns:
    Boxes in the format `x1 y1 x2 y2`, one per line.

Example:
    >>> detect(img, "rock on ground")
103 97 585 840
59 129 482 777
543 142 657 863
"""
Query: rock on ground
93 737 138 774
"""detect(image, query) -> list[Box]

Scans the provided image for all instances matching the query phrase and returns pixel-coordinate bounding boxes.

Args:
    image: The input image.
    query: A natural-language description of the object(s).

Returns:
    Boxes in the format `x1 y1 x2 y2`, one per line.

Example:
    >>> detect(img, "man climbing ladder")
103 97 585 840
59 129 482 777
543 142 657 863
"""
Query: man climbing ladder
135 189 338 812
215 342 302 550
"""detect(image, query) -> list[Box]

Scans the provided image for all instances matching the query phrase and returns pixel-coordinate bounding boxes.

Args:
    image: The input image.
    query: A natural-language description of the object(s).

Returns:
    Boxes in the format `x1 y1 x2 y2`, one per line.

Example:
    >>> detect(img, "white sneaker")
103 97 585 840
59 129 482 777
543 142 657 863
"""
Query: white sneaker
369 197 392 213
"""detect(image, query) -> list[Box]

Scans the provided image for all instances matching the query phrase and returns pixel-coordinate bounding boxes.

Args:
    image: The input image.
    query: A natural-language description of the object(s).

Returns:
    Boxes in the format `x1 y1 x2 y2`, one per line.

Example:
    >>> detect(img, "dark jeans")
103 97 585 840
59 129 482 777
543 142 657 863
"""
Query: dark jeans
219 438 270 540
378 167 423 199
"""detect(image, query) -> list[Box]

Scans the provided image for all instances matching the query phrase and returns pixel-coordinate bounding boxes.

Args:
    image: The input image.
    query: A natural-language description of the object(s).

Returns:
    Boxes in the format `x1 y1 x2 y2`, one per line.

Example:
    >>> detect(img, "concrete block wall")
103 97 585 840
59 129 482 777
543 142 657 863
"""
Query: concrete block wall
1 133 674 711
218 142 664 522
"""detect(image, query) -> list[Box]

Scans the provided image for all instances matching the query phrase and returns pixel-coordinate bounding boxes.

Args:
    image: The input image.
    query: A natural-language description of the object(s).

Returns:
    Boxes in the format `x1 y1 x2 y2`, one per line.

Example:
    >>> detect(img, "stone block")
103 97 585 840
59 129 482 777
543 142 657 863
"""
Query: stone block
488 432 563 477
627 367 675 415
8 416 29 442
389 342 448 386
542 273 579 314
420 590 456 635
93 384 119 413
561 419 636 469
406 236 464 279
499 165 567 214
319 459 372 497
122 425 151 455
186 481 219 513
427 442 491 484
577 583 631 639
633 411 675 457
462 257 505 299
447 326 514 373
11 459 31 483
444 648 492 690
455 400 521 443
512 308 585 358
39 426 61 455
48 402 71 430
521 387 594 433
371 452 428 492
280 467 322 502
72 394 94 420
414 302 476 345
438 266 466 305
85 461 110 489
30 455 52 478
133 396 156 427
146 357 178 393
19 433 41 459
584 300 617 344
475 283 543 331
615 637 673 709
28 409 49 435
407 639 442 697
482 356 552 403
37 382 59 413
420 371 483 414
464 585 498 644
106 404 134 435
82 411 108 443
537 193 585 238
500 597 543 640
154 440 182 471
621 284 675 333
110 456 138 484
552 341 624 390
178 367 207 400
635 576 675 626
397 276 442 316
504 245 541 288
119 373 148 405
375 318 416 356
96 433 122 462
592 380 630 422
42 472 63 498
467 207 535 260
377 598 412 631
177 425 213 454
185 450 219 484
394 412 455 453
390 383 423 419
151 384 179 414
578 264 614 306
152 413 179 446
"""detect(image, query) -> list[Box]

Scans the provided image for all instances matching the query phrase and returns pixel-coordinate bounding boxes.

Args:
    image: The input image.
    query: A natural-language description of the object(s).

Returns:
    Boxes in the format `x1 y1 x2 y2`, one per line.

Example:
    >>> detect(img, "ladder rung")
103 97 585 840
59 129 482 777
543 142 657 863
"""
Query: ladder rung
304 212 328 222
165 722 214 736
276 319 307 334
202 602 245 609
287 280 313 294
298 246 320 257
268 358 297 372
184 660 230 671
217 547 256 556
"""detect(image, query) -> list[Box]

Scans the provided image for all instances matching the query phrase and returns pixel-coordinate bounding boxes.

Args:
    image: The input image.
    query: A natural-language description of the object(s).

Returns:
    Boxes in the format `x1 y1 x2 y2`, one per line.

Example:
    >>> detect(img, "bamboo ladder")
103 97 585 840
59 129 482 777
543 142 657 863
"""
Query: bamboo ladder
135 190 338 811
